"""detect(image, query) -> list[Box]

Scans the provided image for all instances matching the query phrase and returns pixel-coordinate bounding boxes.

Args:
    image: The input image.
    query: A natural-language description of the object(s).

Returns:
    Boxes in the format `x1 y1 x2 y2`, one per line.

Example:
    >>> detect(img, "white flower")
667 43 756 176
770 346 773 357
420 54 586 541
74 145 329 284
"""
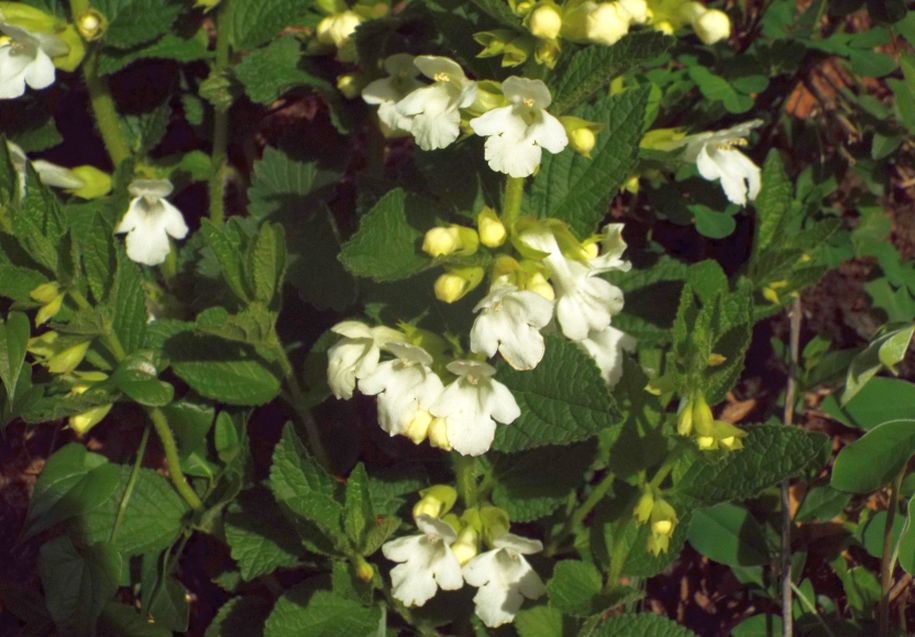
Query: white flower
430 360 520 456
395 56 477 151
115 179 188 266
579 325 636 386
0 22 66 100
6 141 84 195
316 10 363 49
520 224 629 341
382 514 464 607
362 53 424 134
469 77 567 178
470 283 554 370
358 342 444 437
462 533 546 628
586 3 630 45
326 321 405 400
681 120 763 206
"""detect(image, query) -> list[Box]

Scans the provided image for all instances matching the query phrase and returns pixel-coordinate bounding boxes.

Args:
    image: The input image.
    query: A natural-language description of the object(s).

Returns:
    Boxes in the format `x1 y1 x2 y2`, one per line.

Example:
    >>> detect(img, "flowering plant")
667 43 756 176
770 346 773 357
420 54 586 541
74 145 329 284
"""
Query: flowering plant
0 0 913 635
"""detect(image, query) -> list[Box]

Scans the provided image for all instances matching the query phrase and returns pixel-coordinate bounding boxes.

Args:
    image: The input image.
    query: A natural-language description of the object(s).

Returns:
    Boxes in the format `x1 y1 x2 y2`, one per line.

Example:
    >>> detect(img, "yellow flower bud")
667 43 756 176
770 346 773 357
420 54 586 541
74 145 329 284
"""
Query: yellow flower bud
693 8 730 44
649 498 677 540
525 271 555 301
412 485 458 521
428 417 451 450
654 20 674 35
30 281 61 305
696 435 716 450
479 506 510 545
623 174 640 194
477 207 507 248
434 267 484 304
534 37 561 68
353 556 375 582
69 403 112 436
52 25 86 72
69 165 112 199
515 1 534 16
618 0 648 23
633 489 655 524
528 2 563 39
317 11 363 49
48 340 90 374
34 293 63 326
708 353 727 366
560 116 602 158
76 9 105 41
646 532 669 555
451 525 480 565
194 0 222 10
676 401 693 436
586 3 630 46
423 227 460 257
336 73 362 99
404 409 433 444
692 395 715 436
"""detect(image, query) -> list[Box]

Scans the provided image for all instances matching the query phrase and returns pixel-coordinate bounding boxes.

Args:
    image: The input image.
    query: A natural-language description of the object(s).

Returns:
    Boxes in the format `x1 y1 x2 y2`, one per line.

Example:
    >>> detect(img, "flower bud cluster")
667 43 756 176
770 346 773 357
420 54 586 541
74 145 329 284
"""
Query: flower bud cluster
633 489 679 555
677 393 747 451
382 488 544 627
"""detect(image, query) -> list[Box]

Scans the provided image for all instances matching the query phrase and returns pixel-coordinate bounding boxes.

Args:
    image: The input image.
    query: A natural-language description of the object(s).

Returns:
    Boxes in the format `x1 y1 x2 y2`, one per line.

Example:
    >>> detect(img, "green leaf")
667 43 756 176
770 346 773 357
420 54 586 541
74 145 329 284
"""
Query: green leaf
246 222 286 305
196 305 276 347
730 614 784 637
550 32 673 115
264 586 380 637
831 419 915 493
77 212 117 302
338 188 430 282
268 424 345 544
108 254 149 354
225 487 306 581
205 596 272 637
38 537 121 637
492 337 620 452
112 352 174 407
794 485 851 523
687 503 770 566
609 256 688 346
514 605 574 637
753 151 793 256
824 377 915 430
201 218 251 302
11 167 65 272
229 0 308 50
98 602 173 637
692 204 736 239
167 333 281 406
530 88 649 237
491 441 596 521
0 264 47 303
343 463 373 549
842 323 915 403
0 311 29 403
236 36 324 104
94 0 183 49
23 443 120 539
688 65 753 113
97 31 209 75
248 146 341 220
675 425 830 502
140 556 189 632
547 560 604 617
73 465 190 557
897 496 915 575
588 612 699 636
287 208 357 311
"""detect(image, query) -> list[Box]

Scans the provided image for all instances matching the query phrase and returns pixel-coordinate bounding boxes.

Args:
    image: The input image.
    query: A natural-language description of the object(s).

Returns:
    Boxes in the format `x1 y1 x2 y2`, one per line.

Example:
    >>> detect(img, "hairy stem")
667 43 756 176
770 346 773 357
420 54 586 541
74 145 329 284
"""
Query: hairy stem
208 0 232 226
276 346 331 469
69 0 132 165
150 407 204 511
879 469 905 637
67 291 203 512
781 295 802 637
110 423 150 542
501 176 525 228
453 455 478 508
547 470 614 555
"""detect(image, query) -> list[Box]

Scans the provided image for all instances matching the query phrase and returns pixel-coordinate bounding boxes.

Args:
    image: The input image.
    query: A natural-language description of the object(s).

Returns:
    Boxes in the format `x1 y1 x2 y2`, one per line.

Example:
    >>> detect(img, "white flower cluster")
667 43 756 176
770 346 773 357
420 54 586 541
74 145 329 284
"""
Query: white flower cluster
327 322 519 456
381 489 546 628
326 220 636 455
362 54 568 178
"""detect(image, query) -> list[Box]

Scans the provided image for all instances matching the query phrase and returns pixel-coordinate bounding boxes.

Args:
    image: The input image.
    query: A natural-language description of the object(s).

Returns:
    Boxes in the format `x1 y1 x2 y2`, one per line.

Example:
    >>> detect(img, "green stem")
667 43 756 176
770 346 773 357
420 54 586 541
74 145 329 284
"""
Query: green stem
547 471 614 555
110 423 150 542
501 176 525 228
70 0 132 166
879 469 905 637
276 346 331 469
453 455 478 508
150 407 203 511
208 0 232 226
68 290 203 512
647 453 679 490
